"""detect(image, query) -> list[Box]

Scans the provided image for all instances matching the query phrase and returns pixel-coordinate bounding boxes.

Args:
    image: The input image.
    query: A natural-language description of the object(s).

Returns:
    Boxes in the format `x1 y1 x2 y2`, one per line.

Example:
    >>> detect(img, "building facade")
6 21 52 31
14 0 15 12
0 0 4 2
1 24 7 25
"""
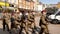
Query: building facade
0 0 39 11
11 0 38 11
56 2 60 8
18 0 34 10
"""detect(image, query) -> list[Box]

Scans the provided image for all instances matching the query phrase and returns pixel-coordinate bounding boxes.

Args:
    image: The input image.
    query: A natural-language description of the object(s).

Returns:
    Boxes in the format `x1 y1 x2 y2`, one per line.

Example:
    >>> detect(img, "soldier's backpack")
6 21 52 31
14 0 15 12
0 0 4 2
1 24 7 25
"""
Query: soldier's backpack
22 14 28 19
10 17 15 23
39 18 42 26
21 14 28 22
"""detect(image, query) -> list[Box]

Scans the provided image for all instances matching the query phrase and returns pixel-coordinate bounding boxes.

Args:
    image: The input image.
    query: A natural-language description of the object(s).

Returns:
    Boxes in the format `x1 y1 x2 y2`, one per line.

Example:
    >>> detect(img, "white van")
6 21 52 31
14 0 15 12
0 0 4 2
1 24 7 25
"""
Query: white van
48 9 60 24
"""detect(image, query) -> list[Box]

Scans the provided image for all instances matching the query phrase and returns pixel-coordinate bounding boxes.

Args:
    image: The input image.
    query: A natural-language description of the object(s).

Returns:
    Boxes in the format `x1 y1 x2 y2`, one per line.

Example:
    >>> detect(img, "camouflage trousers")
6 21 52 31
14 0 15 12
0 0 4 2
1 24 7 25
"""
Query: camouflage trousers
3 20 11 31
39 25 49 34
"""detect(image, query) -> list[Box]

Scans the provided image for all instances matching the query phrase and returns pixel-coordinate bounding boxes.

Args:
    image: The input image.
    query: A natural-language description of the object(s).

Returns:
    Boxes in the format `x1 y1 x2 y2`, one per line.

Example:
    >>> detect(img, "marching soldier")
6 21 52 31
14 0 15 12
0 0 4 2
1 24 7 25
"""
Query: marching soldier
10 13 20 29
19 11 28 34
28 11 35 34
39 11 49 34
10 8 20 29
3 12 10 31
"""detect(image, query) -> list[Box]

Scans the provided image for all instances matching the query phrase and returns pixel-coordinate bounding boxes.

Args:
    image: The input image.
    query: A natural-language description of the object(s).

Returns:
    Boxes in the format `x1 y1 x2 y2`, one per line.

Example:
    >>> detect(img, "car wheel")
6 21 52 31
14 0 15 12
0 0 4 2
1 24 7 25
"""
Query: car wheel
52 20 58 24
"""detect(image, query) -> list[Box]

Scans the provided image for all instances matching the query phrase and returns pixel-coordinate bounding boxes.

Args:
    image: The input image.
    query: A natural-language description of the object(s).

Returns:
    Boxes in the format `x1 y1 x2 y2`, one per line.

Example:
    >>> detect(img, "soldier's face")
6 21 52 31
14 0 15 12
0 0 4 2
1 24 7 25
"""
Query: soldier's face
32 12 35 15
30 13 32 15
43 12 46 15
25 13 28 15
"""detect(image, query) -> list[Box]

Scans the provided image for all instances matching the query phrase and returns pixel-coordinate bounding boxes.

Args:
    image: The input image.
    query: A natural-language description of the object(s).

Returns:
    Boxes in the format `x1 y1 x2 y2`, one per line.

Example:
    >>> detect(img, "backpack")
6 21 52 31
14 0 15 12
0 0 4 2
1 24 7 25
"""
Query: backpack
11 17 15 23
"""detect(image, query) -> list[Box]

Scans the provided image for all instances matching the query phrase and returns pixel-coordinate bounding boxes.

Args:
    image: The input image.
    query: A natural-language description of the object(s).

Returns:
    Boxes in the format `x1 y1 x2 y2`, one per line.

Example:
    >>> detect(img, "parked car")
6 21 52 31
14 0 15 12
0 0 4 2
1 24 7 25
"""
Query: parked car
47 9 60 24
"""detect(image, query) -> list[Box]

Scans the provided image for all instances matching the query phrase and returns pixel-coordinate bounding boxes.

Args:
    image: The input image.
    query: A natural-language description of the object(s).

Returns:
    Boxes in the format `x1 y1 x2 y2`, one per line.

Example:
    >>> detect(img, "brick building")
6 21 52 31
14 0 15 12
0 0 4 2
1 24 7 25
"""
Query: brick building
56 2 60 8
18 0 34 10
0 0 39 11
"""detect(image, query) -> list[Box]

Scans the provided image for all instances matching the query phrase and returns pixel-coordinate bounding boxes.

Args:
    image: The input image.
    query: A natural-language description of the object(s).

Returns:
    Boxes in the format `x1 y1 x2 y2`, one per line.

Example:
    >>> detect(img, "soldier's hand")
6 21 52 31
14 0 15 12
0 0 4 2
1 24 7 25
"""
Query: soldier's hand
47 23 49 25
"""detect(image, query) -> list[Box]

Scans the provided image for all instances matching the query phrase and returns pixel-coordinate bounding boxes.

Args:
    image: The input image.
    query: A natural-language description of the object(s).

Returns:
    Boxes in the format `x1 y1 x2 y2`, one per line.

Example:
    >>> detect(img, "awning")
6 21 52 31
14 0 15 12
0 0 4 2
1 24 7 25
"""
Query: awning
0 2 9 7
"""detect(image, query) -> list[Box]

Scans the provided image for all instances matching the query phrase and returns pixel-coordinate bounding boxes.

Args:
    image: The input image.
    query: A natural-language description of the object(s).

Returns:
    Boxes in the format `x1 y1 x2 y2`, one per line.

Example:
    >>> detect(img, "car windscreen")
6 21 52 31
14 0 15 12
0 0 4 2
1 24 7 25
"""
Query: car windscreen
56 11 60 15
54 11 60 15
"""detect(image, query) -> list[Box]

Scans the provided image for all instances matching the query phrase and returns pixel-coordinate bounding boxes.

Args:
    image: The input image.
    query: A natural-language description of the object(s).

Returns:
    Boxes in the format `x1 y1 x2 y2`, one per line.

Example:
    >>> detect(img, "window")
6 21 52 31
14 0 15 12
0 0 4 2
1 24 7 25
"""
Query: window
32 0 35 2
25 0 31 2
26 0 34 2
19 4 23 8
19 0 22 2
31 0 34 2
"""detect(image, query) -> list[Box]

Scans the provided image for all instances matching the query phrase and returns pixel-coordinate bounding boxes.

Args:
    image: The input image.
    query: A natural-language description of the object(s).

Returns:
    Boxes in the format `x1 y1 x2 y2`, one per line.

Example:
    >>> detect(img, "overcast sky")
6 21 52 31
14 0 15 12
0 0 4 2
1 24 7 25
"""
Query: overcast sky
39 0 60 4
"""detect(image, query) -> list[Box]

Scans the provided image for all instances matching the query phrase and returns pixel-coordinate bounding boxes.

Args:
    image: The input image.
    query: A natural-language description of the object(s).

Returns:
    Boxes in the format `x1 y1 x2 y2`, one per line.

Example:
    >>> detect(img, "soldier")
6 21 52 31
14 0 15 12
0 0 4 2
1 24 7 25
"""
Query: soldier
10 13 19 34
10 8 20 29
3 12 6 31
39 10 49 34
7 12 11 30
10 14 16 29
10 9 21 34
28 11 36 34
3 12 10 31
19 11 29 34
14 12 22 29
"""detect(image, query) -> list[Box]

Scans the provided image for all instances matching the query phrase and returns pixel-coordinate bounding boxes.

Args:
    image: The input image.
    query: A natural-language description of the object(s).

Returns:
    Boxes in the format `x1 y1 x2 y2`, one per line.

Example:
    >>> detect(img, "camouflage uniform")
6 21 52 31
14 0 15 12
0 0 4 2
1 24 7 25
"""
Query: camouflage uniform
28 12 35 34
39 13 49 34
3 13 10 31
19 12 28 34
11 13 20 29
7 13 11 30
15 13 22 29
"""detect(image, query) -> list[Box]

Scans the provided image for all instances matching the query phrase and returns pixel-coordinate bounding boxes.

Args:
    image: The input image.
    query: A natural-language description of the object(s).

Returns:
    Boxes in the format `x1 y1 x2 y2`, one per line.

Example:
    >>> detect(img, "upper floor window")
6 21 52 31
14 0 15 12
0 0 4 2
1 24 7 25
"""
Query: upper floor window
32 0 35 2
25 0 34 2
25 0 31 2
19 0 22 2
